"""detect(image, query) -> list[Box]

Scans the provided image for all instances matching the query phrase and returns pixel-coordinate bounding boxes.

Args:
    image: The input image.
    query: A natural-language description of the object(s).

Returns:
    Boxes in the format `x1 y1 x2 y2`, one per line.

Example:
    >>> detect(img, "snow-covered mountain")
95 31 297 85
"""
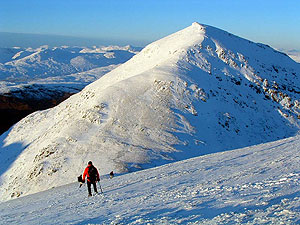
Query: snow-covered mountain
0 22 300 201
0 45 140 134
0 45 140 94
0 135 299 224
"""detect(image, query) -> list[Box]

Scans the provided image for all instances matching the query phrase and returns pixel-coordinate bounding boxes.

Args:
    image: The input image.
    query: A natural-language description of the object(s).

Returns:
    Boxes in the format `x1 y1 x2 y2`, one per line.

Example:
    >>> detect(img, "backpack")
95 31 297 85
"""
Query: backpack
88 165 97 182
78 174 83 183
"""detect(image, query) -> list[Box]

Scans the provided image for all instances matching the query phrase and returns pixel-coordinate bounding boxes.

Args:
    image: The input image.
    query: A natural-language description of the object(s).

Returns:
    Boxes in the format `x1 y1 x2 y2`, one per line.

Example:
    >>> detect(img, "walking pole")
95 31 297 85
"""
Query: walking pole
98 181 103 194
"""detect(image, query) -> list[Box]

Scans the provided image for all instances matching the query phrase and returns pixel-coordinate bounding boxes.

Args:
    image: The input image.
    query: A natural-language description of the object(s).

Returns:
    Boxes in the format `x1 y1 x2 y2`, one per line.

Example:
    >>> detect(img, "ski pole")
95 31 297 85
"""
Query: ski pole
98 181 103 193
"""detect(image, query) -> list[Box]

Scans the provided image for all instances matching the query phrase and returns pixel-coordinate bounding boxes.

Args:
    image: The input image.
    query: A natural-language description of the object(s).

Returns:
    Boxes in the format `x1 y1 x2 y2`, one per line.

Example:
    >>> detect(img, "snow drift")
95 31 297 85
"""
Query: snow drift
0 22 300 201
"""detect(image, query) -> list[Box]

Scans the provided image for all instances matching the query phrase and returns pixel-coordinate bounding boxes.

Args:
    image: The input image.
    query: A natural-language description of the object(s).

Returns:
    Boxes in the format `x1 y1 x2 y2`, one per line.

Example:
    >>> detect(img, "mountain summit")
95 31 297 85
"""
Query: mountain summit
0 23 299 201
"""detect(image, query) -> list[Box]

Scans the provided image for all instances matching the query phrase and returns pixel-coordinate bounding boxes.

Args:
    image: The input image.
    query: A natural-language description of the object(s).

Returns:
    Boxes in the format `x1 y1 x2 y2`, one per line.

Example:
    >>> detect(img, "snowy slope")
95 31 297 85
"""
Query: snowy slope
0 22 300 201
0 135 299 224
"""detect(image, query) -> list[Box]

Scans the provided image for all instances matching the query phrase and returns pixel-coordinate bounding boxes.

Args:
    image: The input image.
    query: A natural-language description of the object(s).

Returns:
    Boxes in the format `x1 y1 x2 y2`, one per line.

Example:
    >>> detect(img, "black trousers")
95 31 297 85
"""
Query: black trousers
87 181 98 195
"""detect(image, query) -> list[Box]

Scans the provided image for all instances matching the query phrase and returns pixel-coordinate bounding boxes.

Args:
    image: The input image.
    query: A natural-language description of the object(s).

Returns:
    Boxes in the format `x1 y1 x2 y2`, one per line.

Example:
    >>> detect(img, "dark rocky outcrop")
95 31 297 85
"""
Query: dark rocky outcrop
0 91 75 135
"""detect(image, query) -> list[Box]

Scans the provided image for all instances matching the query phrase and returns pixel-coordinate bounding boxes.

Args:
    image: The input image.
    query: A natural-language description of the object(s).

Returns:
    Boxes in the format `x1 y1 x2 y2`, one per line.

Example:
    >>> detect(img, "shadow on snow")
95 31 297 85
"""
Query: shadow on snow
0 128 28 178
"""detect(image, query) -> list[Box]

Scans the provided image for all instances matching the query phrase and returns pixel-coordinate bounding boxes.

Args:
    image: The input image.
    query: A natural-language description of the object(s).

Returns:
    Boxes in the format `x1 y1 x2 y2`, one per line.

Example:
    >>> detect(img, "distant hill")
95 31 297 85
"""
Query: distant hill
283 49 300 63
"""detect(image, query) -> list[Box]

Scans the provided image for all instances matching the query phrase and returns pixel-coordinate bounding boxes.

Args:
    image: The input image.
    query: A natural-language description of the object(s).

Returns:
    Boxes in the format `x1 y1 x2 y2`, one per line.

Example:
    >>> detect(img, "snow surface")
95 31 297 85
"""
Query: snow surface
0 135 299 224
0 22 300 201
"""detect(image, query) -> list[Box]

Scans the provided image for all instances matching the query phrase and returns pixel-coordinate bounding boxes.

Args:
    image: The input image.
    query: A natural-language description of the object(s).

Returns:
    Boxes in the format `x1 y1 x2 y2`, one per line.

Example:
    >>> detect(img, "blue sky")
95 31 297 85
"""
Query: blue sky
1 0 299 49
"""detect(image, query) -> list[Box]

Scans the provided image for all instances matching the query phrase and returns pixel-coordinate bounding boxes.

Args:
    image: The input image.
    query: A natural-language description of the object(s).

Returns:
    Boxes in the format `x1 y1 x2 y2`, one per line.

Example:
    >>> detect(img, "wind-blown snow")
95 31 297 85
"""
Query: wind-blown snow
0 135 299 224
0 22 300 201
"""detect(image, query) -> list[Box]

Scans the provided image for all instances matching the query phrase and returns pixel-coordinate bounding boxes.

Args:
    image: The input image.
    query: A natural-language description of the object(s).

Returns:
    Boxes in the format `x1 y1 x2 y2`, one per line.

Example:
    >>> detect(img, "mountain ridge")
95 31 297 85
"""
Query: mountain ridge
0 22 299 201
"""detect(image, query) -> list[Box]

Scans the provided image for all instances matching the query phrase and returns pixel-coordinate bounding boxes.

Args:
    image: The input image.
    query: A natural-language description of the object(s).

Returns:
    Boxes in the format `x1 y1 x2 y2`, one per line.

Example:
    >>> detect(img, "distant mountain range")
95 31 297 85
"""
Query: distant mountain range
0 22 299 201
282 49 300 63
0 45 141 133
0 32 146 48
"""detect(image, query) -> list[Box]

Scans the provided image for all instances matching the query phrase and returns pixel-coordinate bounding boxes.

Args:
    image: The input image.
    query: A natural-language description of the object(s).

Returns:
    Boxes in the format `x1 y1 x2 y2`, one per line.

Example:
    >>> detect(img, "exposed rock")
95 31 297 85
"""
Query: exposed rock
0 91 74 134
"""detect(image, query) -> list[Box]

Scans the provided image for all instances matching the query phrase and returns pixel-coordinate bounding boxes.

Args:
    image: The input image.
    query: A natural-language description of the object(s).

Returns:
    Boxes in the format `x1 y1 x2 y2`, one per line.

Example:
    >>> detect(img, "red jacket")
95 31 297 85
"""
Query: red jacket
82 165 100 183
